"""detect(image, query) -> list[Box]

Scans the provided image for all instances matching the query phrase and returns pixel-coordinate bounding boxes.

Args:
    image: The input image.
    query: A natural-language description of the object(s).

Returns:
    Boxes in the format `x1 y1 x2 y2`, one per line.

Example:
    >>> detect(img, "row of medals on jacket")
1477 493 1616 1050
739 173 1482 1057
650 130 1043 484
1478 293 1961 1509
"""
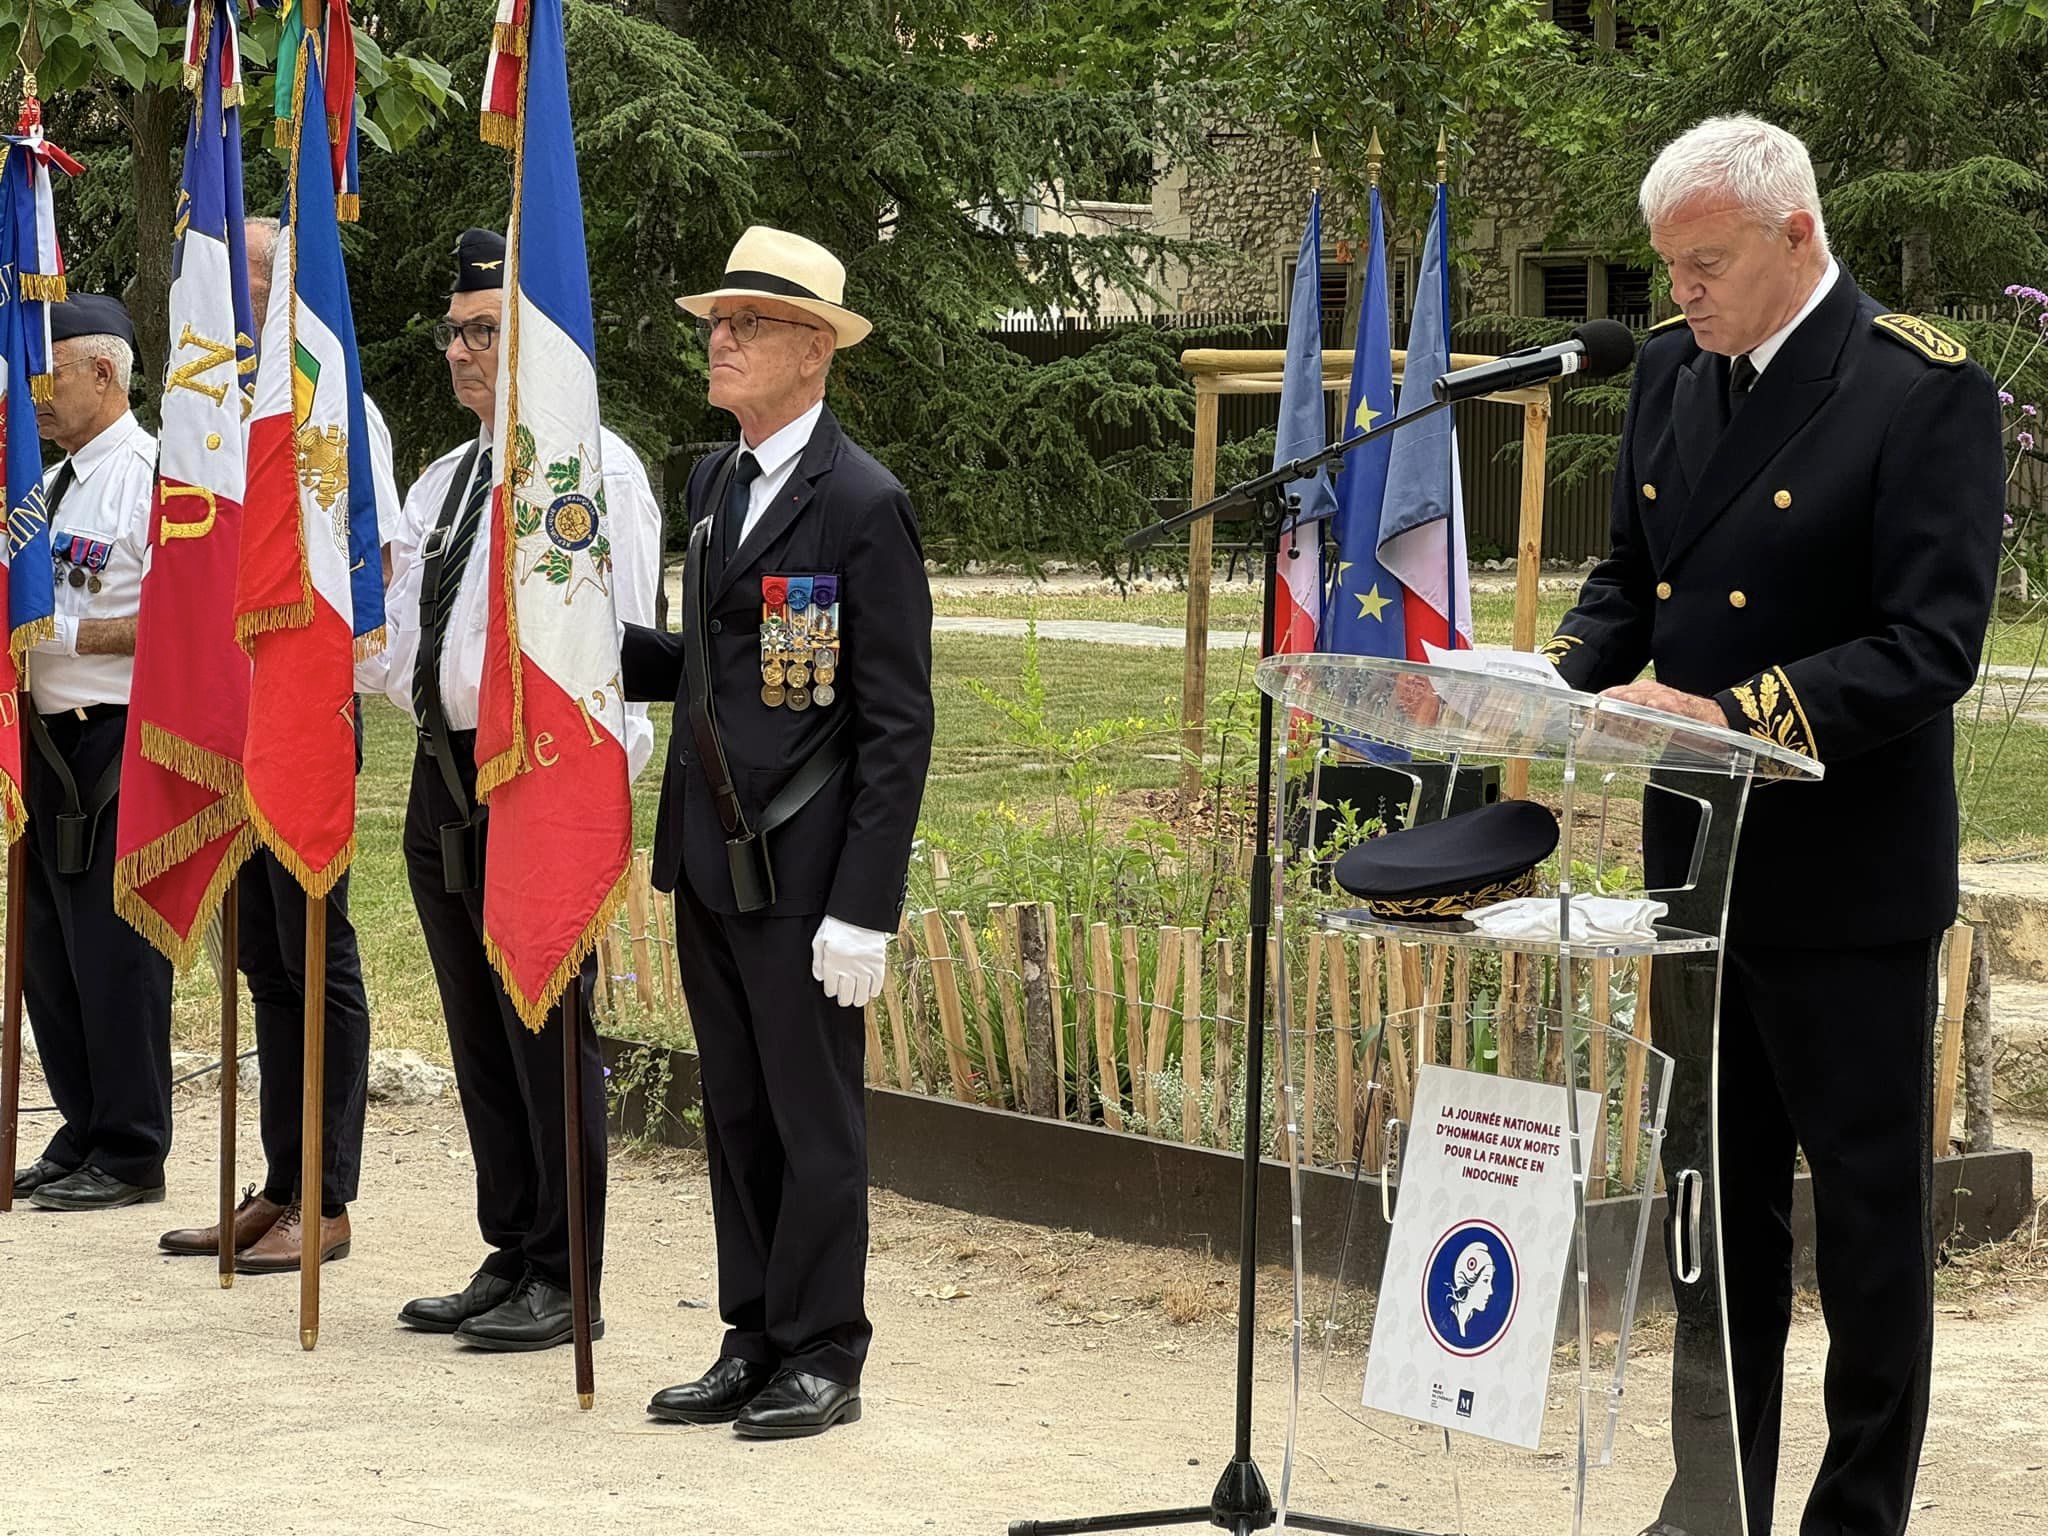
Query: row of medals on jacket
761 598 840 712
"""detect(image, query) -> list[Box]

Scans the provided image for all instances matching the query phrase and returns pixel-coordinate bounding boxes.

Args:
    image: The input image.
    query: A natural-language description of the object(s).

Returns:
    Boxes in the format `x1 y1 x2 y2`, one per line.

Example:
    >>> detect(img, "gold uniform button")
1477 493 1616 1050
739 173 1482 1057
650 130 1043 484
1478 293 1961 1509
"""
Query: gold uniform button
1773 489 1792 509
1729 590 1748 609
1642 482 1658 501
1655 581 1673 600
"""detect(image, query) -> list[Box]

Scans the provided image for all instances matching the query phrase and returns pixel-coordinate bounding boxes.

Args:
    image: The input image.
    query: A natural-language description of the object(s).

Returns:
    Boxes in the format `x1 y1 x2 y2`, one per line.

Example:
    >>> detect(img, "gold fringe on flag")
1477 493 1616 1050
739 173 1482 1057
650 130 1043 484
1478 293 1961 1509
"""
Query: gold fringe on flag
20 272 66 303
30 372 54 405
352 623 385 664
492 21 528 56
244 790 354 900
485 871 629 1033
335 191 359 223
480 112 518 150
234 591 316 649
223 84 244 108
183 62 204 94
139 720 245 797
9 614 56 668
1 778 25 847
114 823 255 970
275 117 293 148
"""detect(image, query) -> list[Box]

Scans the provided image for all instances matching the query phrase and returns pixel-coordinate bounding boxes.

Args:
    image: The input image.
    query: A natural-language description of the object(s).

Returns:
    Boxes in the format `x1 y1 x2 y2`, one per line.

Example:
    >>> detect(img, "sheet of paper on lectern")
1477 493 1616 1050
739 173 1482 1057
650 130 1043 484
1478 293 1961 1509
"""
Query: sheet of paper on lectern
1361 1065 1603 1450
1422 640 1577 693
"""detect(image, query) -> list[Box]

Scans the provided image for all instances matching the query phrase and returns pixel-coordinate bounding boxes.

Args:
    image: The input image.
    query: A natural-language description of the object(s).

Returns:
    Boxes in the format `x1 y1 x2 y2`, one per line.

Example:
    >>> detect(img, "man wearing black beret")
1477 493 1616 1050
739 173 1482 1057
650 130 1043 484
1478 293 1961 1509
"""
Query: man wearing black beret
371 228 662 1351
1546 115 2002 1536
11 294 177 1212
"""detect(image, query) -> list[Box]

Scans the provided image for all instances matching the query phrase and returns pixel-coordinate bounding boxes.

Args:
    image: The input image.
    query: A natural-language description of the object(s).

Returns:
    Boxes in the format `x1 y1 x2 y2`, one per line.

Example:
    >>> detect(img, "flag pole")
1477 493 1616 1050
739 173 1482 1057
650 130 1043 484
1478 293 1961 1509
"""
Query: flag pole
0 828 24 1213
1436 127 1459 649
563 976 595 1408
217 879 239 1285
300 894 326 1348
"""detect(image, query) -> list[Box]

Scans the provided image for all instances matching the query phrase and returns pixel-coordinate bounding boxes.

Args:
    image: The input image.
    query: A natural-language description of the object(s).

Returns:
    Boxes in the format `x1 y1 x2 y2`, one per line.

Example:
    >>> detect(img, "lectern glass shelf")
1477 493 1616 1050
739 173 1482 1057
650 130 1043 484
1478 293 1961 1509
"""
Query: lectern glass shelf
1253 654 1820 1536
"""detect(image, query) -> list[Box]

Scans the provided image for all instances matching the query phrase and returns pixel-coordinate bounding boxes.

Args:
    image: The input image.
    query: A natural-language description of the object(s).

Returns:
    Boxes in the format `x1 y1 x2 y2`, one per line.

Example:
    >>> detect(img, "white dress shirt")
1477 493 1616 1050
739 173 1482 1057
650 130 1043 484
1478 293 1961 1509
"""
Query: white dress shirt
30 410 157 714
1746 258 1840 378
372 422 661 780
735 399 824 546
363 394 404 549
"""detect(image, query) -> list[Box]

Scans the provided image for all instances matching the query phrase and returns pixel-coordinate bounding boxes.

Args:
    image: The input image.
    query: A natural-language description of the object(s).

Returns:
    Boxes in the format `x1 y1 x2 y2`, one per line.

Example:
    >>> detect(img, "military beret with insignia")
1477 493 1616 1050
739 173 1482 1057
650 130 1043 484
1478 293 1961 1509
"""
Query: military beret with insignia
1872 312 1966 366
452 228 507 293
49 293 138 355
1333 800 1560 921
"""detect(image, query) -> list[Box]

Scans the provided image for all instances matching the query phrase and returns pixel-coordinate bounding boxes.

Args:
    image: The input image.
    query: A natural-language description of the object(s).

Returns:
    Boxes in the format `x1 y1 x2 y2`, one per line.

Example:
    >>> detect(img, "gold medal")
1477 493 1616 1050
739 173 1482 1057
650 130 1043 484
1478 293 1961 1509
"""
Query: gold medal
787 686 812 712
762 659 786 687
813 659 836 685
812 683 836 707
761 683 786 707
787 663 811 689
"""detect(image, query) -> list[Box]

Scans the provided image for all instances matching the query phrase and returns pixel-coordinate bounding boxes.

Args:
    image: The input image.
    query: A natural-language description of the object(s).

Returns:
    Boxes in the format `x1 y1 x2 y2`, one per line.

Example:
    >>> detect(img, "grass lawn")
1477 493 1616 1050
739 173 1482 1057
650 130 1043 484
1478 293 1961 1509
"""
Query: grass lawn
141 586 2045 1060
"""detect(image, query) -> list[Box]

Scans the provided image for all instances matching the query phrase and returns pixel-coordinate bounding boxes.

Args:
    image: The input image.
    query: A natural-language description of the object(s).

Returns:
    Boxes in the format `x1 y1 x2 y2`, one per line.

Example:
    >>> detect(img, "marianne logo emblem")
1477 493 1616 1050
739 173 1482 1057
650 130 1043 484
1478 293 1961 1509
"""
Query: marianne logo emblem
1422 1220 1519 1357
545 493 598 553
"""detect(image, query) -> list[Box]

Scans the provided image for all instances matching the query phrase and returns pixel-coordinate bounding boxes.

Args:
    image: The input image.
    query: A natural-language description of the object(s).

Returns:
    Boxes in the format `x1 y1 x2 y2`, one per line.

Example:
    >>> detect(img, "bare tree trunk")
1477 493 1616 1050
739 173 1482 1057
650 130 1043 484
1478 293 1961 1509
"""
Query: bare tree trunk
1963 938 1995 1153
1899 228 1936 314
127 82 181 424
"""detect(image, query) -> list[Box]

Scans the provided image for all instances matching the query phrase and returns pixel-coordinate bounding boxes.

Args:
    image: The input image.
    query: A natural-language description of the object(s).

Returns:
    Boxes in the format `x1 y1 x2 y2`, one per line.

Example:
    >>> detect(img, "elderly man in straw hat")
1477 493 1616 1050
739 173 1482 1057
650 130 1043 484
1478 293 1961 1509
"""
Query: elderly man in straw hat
624 227 933 1439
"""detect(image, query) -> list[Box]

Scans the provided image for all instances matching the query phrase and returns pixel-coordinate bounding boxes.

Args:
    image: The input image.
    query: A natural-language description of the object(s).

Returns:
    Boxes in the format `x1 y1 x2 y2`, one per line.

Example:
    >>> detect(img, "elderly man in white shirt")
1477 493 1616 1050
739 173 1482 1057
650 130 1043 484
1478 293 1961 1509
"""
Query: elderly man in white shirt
377 228 660 1352
11 295 177 1214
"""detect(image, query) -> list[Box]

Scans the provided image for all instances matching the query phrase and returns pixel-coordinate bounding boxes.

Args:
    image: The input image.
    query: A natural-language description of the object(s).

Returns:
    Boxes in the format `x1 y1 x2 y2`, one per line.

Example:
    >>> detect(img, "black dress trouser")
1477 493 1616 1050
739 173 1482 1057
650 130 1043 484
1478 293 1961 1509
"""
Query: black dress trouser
403 738 605 1295
22 706 174 1187
674 873 871 1386
1659 937 1941 1536
240 848 371 1215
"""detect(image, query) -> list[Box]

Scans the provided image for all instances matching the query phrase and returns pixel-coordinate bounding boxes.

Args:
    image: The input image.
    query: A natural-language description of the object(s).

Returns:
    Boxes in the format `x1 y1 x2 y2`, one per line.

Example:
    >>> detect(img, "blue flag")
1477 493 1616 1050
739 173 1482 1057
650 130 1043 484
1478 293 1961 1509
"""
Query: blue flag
1379 181 1467 656
1272 191 1335 654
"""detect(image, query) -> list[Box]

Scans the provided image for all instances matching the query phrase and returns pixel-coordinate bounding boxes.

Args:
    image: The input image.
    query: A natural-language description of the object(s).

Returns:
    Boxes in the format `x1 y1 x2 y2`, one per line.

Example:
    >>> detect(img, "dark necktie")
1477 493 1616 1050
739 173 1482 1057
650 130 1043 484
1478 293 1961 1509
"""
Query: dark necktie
1727 353 1758 419
722 450 762 562
45 459 76 519
411 447 493 724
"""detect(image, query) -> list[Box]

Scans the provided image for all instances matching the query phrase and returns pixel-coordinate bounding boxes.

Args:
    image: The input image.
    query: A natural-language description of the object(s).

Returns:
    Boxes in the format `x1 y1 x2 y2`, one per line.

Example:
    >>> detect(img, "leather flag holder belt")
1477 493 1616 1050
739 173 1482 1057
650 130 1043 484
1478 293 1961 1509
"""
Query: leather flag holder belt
25 699 122 877
417 440 486 894
681 463 847 913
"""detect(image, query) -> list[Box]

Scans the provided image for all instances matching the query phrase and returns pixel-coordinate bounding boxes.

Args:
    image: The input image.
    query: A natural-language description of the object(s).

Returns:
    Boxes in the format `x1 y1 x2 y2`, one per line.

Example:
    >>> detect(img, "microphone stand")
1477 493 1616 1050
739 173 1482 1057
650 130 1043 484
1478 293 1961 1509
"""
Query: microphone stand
1010 398 1451 1536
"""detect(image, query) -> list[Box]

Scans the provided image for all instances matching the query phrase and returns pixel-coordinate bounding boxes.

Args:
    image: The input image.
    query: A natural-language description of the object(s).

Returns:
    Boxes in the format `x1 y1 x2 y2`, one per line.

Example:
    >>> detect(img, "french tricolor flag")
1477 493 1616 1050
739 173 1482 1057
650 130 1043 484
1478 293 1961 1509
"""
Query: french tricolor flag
473 0 631 1027
235 21 383 896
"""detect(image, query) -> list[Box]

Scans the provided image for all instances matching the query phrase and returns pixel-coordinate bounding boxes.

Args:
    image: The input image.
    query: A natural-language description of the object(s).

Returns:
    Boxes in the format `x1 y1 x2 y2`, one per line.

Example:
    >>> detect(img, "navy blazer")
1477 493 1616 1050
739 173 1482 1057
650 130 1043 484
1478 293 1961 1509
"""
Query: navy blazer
1548 274 2003 946
622 406 935 930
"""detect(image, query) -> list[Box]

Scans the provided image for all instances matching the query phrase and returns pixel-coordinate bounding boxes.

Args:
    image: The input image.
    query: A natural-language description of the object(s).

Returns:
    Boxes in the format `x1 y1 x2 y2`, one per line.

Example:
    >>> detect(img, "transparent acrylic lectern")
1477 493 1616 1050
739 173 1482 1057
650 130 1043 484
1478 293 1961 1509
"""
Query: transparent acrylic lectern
1253 654 1821 1536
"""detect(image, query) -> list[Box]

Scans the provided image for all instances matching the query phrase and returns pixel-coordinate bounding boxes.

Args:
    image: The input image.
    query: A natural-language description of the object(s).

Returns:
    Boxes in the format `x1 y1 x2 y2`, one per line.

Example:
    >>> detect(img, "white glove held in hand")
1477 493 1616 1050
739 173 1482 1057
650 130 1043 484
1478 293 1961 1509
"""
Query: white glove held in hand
812 916 889 1010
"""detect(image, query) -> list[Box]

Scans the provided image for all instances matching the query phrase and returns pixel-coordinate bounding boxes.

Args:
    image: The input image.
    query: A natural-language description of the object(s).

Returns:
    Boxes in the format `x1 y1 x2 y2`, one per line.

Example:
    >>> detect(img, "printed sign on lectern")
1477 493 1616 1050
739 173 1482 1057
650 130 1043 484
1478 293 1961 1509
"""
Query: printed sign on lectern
1362 1065 1603 1449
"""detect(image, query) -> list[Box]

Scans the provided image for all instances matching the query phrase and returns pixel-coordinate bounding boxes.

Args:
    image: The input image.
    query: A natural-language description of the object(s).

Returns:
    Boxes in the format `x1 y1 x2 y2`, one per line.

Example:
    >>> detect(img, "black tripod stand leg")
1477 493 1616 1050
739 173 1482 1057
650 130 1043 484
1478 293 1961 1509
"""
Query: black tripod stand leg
1007 1509 1215 1535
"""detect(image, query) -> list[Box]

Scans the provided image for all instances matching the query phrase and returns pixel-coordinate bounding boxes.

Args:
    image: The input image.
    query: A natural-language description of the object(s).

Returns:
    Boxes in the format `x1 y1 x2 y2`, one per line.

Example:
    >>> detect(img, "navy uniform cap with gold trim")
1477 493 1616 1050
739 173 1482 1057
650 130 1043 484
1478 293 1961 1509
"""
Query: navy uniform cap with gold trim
1333 800 1560 920
452 228 507 292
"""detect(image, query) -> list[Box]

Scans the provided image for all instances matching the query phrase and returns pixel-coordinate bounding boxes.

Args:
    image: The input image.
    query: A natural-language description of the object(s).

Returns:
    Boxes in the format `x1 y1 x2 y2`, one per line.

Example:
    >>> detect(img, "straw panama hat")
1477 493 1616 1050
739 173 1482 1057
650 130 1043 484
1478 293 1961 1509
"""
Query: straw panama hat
676 225 872 348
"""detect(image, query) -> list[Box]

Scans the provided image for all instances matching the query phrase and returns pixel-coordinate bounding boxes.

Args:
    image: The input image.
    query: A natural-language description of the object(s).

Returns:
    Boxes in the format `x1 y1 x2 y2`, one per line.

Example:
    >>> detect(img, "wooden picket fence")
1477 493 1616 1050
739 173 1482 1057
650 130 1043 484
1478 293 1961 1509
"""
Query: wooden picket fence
594 853 1981 1173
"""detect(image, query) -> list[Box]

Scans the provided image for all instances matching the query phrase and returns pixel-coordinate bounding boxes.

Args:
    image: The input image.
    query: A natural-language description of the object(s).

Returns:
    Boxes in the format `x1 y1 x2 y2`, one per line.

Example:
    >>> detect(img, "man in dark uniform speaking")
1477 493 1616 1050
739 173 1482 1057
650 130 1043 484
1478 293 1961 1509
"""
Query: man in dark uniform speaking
623 226 934 1439
1544 117 2002 1535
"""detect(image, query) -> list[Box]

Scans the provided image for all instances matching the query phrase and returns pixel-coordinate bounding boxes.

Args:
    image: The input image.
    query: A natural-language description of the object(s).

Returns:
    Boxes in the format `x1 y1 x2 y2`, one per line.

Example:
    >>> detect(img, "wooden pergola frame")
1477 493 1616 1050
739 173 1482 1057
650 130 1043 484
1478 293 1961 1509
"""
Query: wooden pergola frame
1176 346 1555 801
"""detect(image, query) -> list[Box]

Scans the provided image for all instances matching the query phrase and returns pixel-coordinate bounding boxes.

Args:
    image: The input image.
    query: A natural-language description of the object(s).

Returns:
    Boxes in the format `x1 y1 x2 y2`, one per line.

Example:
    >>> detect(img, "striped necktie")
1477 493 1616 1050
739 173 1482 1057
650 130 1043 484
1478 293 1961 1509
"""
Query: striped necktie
412 448 493 725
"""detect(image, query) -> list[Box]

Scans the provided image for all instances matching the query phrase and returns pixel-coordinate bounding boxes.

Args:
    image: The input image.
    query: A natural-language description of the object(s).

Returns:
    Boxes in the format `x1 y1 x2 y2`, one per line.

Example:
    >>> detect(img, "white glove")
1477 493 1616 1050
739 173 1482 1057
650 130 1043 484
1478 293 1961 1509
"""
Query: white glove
812 916 889 1010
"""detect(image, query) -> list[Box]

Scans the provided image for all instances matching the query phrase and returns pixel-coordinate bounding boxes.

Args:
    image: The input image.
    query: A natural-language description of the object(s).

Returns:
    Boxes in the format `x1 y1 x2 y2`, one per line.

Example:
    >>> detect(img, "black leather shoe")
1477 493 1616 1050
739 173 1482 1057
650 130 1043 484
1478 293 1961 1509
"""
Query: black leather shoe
455 1274 604 1353
28 1164 165 1211
399 1268 521 1333
733 1369 862 1439
648 1357 776 1425
12 1158 71 1199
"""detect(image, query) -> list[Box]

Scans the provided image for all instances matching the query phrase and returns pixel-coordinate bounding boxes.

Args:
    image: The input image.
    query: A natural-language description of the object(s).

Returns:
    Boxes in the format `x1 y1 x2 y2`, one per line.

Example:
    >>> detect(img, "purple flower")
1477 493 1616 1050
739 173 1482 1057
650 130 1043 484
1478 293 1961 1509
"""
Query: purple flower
2028 404 2040 417
2021 431 2037 451
2007 512 2018 528
2001 390 2016 404
2011 284 2048 306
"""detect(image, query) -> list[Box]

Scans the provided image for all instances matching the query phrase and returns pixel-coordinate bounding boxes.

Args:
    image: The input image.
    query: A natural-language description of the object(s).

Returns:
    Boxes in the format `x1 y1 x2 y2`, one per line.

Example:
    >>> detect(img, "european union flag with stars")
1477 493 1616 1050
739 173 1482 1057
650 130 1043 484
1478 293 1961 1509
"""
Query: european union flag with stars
1319 179 1405 753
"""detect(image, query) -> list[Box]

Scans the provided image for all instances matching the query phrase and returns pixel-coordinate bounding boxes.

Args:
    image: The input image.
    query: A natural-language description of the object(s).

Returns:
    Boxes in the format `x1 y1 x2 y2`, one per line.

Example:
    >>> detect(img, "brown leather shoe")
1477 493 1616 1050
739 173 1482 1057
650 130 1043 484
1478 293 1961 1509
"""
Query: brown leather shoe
159 1190 286 1257
234 1202 351 1274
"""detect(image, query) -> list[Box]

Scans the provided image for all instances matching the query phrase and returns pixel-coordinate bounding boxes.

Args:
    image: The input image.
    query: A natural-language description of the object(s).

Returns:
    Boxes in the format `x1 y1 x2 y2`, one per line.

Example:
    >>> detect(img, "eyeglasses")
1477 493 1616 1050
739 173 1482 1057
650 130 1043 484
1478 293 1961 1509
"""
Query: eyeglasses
433 319 500 353
694 309 822 346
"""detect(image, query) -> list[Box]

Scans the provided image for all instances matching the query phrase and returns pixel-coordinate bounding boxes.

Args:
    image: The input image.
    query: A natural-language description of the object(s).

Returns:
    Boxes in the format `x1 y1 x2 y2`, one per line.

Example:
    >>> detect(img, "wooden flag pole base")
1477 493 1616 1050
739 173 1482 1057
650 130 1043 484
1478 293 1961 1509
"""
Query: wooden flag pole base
301 893 327 1351
563 973 595 1407
218 879 240 1288
0 835 25 1214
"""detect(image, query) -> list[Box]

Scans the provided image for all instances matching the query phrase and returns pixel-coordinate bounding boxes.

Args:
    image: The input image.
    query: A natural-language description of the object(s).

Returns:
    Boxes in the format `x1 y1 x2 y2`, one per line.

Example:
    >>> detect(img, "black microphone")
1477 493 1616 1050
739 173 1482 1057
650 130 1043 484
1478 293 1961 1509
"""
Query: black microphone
1431 319 1637 403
